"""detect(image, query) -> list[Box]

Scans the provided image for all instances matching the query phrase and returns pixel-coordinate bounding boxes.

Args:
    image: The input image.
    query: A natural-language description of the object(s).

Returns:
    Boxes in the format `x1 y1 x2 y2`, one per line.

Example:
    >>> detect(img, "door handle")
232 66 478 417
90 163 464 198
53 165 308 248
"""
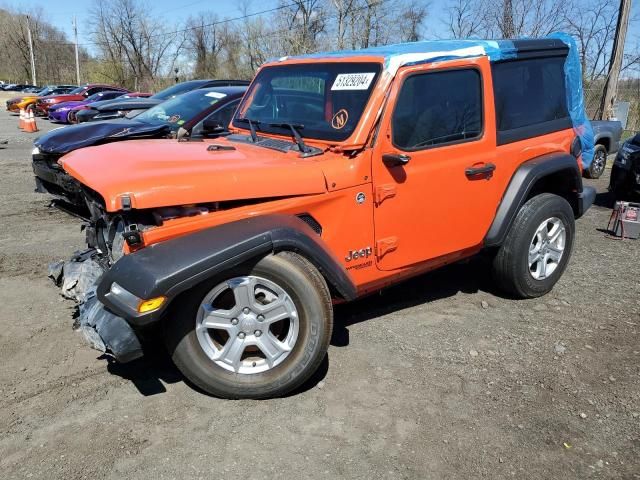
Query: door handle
383 153 411 167
465 162 496 178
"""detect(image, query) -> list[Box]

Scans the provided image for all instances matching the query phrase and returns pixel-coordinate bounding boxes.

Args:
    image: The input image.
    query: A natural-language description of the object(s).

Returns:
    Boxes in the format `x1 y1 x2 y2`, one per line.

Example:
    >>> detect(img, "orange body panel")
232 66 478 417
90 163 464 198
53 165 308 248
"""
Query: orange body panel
61 54 577 299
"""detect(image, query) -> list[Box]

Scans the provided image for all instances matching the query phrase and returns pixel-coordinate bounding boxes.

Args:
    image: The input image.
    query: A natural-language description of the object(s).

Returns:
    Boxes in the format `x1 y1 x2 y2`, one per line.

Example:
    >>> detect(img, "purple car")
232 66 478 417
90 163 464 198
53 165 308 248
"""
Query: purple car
48 90 129 123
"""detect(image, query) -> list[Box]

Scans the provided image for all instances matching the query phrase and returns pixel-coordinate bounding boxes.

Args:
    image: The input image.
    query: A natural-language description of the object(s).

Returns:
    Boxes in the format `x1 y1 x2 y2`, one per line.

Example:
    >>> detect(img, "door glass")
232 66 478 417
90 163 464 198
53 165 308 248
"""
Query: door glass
392 69 482 150
192 100 240 136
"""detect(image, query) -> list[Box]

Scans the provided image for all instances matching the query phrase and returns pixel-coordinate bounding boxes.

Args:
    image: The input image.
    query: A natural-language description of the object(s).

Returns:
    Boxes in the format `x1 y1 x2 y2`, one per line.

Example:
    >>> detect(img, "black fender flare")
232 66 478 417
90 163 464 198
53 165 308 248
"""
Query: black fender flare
97 214 357 326
484 152 592 247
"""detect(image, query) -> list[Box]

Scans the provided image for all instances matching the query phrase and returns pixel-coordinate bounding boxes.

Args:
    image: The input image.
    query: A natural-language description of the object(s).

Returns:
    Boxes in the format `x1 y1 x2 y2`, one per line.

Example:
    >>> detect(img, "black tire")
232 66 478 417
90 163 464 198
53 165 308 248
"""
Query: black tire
163 251 333 399
492 193 575 299
584 144 607 179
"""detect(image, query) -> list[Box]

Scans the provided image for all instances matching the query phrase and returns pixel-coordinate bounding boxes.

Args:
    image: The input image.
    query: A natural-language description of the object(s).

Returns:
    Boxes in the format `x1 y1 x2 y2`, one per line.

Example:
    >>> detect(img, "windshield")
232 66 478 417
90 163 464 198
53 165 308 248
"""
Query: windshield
151 81 205 101
69 86 86 94
233 62 381 142
37 87 53 96
136 88 227 129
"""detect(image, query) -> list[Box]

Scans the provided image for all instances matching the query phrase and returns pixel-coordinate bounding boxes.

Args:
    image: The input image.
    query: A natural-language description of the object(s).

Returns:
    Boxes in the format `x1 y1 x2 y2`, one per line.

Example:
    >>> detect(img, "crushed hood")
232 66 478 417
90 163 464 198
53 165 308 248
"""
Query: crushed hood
60 138 329 212
35 119 170 155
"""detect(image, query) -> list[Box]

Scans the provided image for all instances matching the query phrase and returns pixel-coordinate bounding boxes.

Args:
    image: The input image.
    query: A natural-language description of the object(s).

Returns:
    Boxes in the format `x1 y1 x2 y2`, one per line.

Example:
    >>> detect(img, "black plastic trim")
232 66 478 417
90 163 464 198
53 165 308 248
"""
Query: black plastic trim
496 117 573 146
97 215 356 326
484 152 583 247
509 39 569 60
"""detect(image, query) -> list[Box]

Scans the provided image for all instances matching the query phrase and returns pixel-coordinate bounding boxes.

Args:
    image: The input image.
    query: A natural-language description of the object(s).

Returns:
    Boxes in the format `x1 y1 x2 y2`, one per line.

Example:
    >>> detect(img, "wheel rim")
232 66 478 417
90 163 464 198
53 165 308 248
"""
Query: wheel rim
528 217 566 280
195 276 299 374
592 150 606 176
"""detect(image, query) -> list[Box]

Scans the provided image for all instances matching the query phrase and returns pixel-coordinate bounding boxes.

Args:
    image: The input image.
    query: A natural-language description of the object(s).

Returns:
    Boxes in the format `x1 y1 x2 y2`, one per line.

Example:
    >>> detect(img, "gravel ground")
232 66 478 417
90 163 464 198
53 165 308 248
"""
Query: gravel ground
0 93 638 479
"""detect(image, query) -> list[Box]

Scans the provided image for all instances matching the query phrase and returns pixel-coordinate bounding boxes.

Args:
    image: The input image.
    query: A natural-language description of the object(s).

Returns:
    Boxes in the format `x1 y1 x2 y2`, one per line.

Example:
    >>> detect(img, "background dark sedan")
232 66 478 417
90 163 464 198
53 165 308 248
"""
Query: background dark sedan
33 86 247 213
76 79 249 123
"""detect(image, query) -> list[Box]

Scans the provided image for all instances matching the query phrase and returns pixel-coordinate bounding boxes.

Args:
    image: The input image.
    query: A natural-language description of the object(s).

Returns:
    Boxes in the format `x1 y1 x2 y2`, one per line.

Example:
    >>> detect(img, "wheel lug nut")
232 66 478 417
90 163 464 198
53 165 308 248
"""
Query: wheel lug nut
238 332 246 339
243 307 250 314
254 330 262 337
231 318 238 325
257 315 265 322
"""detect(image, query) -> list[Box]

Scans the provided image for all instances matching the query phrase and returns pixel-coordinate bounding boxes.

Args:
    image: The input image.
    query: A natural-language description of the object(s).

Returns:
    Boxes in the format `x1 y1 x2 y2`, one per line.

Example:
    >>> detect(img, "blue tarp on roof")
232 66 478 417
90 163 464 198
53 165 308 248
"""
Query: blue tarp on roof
278 33 594 166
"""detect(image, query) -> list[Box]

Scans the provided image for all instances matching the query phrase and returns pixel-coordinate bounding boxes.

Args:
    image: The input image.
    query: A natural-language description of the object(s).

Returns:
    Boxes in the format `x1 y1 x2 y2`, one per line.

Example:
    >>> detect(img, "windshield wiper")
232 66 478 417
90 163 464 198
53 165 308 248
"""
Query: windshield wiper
267 122 309 153
235 117 260 143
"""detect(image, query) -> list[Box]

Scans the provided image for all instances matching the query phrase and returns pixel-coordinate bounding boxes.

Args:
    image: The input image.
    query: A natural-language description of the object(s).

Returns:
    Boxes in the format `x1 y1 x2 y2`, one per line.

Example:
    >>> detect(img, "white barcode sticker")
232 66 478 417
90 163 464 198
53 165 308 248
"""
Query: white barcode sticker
331 73 376 91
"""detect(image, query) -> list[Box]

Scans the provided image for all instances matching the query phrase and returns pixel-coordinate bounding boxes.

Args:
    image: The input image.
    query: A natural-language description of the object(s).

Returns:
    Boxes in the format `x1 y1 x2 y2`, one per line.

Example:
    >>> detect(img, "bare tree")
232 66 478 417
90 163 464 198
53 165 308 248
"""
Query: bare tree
398 2 429 42
447 0 485 38
90 0 184 89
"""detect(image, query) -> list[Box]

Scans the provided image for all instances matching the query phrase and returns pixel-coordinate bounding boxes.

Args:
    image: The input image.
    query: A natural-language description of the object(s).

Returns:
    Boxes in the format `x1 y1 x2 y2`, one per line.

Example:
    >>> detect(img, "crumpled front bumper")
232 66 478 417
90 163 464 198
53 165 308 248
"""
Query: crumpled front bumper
49 250 143 363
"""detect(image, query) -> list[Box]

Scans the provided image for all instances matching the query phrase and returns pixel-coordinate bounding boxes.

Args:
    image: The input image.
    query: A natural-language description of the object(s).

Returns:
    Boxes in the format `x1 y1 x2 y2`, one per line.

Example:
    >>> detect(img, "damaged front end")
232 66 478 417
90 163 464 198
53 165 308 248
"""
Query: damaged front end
49 249 143 363
50 190 226 363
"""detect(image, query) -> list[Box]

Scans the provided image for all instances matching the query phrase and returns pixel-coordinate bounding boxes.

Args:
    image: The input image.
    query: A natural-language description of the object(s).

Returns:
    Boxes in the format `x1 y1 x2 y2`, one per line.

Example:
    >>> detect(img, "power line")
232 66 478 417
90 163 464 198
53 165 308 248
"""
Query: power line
40 1 304 47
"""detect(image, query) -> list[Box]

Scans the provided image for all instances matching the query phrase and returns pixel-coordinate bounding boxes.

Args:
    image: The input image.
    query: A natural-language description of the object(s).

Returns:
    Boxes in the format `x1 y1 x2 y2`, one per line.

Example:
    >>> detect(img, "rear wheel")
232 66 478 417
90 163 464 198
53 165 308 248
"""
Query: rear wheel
164 252 333 399
584 144 607 179
492 193 575 298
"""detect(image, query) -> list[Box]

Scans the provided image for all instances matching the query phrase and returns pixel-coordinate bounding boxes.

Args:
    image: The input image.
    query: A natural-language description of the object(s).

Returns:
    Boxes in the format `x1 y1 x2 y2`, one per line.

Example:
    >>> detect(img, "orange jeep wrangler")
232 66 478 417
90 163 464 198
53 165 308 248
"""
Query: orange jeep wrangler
58 36 595 399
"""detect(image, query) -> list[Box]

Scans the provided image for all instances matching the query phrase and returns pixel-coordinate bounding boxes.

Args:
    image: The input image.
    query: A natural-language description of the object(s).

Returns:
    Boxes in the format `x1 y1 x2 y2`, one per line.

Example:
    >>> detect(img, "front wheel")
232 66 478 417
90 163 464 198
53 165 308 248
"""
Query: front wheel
164 252 333 399
492 193 575 298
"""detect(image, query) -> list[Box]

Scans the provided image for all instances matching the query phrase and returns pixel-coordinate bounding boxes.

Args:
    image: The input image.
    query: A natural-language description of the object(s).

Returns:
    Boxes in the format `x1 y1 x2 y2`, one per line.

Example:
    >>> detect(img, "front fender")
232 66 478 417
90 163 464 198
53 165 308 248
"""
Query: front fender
97 214 356 326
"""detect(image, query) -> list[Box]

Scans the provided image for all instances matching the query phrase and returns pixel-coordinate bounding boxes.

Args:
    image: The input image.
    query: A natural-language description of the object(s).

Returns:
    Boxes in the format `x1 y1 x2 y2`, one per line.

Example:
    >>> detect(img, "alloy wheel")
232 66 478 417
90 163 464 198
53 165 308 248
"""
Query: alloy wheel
195 276 299 374
528 217 566 280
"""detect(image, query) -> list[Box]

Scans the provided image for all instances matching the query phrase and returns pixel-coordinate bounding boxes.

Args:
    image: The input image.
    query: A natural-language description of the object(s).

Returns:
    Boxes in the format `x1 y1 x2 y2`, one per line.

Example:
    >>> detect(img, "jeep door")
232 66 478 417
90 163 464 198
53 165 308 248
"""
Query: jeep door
372 57 501 271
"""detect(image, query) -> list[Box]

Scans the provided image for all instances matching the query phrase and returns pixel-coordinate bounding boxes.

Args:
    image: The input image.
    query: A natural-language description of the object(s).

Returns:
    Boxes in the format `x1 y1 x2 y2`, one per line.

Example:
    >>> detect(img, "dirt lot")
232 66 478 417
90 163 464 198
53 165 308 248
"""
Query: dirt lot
0 94 638 479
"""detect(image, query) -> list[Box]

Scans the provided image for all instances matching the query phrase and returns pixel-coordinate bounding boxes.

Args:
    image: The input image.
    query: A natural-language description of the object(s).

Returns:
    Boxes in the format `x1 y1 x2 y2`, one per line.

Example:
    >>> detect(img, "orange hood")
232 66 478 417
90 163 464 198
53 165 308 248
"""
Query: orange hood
60 138 329 212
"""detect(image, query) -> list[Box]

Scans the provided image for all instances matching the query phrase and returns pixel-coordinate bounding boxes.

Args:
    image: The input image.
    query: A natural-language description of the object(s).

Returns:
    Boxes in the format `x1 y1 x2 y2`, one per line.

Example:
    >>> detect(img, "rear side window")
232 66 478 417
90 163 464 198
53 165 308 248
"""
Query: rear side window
492 56 571 144
392 69 482 150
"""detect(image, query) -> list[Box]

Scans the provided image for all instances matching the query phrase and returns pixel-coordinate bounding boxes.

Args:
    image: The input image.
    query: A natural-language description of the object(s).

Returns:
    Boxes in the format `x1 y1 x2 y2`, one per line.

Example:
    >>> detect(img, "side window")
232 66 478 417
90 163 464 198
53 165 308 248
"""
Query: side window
207 100 239 128
86 87 103 96
392 69 482 150
192 99 240 137
492 56 570 143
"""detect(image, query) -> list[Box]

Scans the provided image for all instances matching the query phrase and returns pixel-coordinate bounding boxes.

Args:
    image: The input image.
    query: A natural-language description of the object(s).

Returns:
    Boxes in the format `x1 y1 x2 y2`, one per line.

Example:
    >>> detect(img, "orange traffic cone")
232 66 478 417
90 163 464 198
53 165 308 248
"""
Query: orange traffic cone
18 108 25 129
24 109 38 133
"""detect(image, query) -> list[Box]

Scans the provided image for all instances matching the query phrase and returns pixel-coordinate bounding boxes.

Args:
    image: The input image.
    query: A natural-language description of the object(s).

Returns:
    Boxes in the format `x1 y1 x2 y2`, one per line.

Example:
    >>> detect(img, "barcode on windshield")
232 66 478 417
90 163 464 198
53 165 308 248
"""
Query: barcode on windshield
331 73 376 91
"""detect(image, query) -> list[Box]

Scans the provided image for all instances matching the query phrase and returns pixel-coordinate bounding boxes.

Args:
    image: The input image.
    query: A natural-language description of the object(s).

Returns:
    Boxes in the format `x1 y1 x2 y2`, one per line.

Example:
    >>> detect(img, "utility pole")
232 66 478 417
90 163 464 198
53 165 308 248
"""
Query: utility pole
599 0 632 120
73 16 81 85
26 15 36 86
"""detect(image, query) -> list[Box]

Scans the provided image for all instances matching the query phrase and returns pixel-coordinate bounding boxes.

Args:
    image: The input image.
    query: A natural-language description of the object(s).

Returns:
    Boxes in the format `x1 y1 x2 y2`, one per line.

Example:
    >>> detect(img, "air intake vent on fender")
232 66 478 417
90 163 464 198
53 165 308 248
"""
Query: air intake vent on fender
297 214 322 235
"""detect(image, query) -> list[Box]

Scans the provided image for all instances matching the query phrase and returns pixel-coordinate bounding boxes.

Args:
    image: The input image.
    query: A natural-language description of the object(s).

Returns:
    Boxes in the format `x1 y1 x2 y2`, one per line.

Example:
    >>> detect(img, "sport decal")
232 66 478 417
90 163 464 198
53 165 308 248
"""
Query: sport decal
331 72 376 90
331 109 349 129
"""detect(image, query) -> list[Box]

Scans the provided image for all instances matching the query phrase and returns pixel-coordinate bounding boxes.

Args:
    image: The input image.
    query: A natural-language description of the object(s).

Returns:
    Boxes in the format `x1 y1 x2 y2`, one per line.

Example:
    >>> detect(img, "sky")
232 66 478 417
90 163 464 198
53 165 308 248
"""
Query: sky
3 0 638 56
3 0 452 53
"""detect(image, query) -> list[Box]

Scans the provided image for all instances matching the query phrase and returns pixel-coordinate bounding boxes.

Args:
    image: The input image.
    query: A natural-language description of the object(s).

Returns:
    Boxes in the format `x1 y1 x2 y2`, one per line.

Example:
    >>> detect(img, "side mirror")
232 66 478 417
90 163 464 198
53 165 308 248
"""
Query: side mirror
202 118 226 135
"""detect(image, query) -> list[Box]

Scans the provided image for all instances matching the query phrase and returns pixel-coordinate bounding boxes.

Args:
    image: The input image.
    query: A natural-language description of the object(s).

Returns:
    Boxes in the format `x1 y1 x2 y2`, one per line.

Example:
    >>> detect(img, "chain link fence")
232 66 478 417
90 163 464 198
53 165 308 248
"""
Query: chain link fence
585 77 640 140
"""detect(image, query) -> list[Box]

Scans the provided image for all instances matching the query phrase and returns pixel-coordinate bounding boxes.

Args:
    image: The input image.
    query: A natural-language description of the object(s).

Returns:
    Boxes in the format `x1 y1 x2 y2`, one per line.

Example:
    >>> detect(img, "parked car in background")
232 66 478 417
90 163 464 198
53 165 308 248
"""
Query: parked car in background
35 84 128 116
48 90 131 123
3 84 37 91
77 79 249 123
609 132 640 199
74 92 152 123
6 85 77 112
583 120 623 179
33 86 246 210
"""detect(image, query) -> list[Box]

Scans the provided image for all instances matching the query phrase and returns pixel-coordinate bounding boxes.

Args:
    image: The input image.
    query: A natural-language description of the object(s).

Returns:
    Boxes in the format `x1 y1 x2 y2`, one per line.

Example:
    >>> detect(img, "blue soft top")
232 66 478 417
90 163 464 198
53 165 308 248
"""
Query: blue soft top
278 33 594 166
